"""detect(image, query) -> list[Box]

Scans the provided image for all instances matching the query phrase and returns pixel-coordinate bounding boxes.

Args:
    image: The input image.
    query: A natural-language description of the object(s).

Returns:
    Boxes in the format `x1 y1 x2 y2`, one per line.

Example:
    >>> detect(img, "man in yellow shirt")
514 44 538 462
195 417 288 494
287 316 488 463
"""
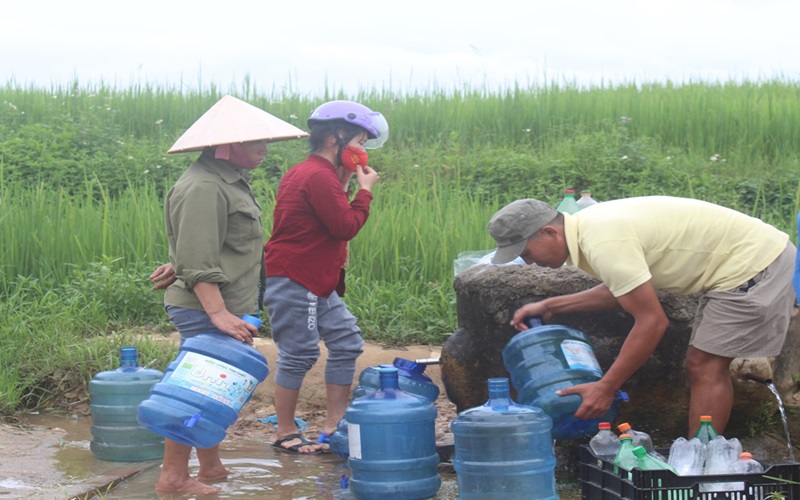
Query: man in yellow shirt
488 196 796 437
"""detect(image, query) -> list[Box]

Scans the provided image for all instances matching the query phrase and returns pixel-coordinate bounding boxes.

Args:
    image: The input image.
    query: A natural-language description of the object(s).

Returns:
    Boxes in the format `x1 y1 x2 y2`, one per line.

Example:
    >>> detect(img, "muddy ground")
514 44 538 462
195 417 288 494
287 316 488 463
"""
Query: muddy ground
0 336 456 499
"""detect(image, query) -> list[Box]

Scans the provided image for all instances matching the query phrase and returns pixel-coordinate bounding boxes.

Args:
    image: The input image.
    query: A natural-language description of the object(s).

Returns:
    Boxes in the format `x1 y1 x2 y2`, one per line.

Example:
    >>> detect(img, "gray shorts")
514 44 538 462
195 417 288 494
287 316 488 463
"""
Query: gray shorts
691 241 796 358
263 276 364 390
165 305 249 344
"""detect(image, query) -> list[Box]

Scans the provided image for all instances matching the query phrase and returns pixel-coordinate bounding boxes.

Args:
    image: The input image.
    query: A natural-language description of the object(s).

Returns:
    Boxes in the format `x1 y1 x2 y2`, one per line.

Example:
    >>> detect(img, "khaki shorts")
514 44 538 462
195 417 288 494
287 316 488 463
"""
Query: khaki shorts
690 241 796 358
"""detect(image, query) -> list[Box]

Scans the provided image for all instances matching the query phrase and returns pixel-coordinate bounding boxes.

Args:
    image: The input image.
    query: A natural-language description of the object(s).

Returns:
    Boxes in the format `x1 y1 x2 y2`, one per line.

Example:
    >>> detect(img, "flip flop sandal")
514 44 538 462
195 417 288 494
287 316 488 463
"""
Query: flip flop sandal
271 433 322 454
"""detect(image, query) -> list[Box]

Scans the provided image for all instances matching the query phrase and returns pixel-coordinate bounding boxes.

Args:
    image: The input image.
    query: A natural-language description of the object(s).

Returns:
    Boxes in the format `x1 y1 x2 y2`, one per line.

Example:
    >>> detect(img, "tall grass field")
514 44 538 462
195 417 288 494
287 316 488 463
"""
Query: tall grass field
1 78 799 416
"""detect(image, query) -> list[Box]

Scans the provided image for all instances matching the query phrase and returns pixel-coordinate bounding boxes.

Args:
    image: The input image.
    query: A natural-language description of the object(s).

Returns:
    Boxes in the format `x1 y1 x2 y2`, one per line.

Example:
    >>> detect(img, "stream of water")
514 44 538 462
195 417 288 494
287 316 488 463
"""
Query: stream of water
766 381 796 462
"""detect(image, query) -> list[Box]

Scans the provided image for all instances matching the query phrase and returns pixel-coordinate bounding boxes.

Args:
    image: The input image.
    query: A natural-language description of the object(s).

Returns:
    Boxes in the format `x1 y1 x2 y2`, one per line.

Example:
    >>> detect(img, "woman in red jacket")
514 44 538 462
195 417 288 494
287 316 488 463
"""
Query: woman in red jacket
264 100 388 453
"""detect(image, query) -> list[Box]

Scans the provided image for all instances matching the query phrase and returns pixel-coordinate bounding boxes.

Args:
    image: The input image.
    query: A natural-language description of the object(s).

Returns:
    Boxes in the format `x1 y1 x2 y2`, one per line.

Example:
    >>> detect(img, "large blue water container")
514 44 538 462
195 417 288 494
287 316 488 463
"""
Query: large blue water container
346 366 440 500
353 358 440 402
331 358 440 460
90 346 164 461
451 378 558 499
502 317 620 440
137 322 268 449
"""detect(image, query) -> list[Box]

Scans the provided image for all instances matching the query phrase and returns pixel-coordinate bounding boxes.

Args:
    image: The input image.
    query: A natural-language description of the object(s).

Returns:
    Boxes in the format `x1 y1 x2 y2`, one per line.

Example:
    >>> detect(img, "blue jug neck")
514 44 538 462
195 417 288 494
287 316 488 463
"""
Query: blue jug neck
378 365 400 391
393 357 426 375
119 346 140 369
486 378 513 410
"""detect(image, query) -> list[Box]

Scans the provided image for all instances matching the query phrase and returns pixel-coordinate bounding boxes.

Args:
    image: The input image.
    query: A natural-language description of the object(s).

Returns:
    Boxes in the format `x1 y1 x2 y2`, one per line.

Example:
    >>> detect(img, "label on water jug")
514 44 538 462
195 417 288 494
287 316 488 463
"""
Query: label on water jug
560 340 602 374
165 352 258 411
348 423 362 459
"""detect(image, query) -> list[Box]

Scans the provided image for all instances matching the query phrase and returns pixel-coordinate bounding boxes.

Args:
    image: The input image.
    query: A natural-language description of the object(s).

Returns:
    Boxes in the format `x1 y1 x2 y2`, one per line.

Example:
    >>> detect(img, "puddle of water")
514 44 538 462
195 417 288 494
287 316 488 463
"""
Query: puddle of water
24 413 583 499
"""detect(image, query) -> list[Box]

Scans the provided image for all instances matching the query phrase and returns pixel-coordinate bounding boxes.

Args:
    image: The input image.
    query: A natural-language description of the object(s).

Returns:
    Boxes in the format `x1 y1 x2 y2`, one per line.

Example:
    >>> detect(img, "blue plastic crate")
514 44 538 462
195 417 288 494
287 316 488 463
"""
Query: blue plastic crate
579 444 800 499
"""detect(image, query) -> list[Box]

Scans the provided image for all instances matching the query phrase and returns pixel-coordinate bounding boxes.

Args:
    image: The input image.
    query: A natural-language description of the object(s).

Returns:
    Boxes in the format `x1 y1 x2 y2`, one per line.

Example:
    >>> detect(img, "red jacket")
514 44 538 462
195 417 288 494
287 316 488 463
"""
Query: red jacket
264 154 373 297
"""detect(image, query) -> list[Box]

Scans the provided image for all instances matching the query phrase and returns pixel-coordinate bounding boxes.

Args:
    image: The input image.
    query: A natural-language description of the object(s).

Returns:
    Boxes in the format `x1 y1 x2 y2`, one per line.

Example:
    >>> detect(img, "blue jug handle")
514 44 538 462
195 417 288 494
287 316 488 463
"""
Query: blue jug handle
523 316 543 329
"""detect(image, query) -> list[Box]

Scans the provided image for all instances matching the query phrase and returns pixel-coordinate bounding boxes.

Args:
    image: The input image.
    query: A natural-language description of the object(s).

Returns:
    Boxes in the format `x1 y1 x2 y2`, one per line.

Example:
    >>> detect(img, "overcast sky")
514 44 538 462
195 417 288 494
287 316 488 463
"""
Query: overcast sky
2 0 799 97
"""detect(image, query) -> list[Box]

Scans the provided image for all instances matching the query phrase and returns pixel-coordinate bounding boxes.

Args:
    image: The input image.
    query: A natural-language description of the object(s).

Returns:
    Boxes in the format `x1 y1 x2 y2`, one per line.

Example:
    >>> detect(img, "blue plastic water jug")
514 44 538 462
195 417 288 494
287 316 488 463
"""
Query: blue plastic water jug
503 317 622 440
353 358 440 402
346 365 440 500
89 346 165 461
331 358 440 460
451 378 557 499
137 317 268 448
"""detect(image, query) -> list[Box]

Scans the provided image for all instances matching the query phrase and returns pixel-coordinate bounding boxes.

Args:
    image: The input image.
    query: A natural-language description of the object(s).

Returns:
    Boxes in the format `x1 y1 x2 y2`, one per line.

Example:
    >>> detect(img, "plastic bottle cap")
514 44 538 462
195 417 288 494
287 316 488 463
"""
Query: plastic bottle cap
564 189 575 194
598 422 611 429
242 314 262 328
700 415 713 421
620 434 632 440
632 446 647 457
740 452 753 459
618 422 631 432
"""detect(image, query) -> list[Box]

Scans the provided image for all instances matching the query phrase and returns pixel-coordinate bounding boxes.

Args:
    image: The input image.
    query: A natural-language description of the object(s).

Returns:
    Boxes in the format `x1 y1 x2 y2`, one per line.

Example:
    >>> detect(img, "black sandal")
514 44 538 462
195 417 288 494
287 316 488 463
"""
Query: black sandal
271 433 322 454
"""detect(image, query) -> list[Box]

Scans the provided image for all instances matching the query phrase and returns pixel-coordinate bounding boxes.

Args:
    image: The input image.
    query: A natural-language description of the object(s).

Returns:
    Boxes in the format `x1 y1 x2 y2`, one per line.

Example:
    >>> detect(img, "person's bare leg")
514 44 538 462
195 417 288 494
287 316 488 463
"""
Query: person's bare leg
156 438 221 494
685 346 734 437
274 384 321 452
324 383 352 435
196 445 232 481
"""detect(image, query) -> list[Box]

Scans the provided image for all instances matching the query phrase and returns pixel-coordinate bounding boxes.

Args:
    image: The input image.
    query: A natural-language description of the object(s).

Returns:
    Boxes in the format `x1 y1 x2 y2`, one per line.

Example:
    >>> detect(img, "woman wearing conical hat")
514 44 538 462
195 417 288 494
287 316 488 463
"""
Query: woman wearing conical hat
154 96 306 495
264 100 388 454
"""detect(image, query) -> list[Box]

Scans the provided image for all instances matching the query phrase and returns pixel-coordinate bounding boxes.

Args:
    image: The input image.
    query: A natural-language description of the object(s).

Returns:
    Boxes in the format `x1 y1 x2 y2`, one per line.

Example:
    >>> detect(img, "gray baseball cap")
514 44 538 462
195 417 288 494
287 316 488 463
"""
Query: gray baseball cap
487 199 557 264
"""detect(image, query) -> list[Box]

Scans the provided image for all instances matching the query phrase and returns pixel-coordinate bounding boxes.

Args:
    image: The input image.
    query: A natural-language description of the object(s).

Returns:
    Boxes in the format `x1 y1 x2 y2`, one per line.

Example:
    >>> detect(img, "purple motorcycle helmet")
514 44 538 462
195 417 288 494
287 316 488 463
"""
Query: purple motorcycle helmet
307 100 389 149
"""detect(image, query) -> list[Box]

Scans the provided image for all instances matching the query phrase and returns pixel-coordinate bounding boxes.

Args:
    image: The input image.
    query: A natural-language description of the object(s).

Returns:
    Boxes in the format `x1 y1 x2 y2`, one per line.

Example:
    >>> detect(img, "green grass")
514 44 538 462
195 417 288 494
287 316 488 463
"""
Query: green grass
2 78 800 416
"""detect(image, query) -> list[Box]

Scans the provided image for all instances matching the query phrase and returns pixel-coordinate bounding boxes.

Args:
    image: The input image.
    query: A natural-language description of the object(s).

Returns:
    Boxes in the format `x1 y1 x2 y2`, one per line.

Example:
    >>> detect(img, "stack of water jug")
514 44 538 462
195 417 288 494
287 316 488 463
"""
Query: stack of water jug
336 311 623 499
338 357 560 500
588 415 765 493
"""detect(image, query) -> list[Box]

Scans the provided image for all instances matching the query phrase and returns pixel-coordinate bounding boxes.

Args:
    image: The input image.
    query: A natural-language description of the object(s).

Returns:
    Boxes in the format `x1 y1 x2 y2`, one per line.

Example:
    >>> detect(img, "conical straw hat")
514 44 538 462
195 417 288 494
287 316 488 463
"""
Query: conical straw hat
167 95 309 154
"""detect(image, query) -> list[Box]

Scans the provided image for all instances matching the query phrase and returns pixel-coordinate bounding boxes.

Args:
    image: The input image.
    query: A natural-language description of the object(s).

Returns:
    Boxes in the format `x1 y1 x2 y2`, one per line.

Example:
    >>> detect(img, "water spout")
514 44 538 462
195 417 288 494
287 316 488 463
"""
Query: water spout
743 372 773 385
415 358 442 365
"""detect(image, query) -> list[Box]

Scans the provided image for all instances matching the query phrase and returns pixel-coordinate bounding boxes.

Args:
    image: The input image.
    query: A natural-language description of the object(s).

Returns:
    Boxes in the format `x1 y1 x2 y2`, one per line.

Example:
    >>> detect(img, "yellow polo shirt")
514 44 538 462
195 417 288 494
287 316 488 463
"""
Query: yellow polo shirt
564 196 789 297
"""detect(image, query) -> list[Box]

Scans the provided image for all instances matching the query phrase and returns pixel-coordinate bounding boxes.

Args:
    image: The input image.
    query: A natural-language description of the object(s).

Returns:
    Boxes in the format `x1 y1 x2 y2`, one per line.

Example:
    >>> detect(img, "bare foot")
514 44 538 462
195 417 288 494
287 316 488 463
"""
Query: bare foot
156 475 221 495
197 466 234 482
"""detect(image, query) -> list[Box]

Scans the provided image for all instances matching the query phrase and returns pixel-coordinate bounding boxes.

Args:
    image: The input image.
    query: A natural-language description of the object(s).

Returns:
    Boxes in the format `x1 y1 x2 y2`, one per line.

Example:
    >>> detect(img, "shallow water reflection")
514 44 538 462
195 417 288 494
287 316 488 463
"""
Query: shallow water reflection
106 441 461 499
27 413 582 499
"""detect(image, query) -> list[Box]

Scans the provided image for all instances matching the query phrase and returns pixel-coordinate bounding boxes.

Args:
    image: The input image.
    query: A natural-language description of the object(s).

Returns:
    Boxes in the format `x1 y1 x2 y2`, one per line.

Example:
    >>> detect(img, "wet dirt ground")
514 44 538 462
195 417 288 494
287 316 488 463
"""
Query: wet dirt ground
2 335 794 499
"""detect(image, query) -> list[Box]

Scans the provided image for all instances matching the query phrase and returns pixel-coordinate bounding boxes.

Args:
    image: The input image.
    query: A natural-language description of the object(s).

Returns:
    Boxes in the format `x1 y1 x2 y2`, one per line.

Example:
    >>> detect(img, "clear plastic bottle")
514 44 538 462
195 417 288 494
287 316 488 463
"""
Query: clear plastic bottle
701 436 743 493
589 422 621 458
613 434 638 474
576 190 598 209
667 437 706 476
617 422 666 461
556 189 581 214
632 445 678 474
731 452 764 473
693 415 720 445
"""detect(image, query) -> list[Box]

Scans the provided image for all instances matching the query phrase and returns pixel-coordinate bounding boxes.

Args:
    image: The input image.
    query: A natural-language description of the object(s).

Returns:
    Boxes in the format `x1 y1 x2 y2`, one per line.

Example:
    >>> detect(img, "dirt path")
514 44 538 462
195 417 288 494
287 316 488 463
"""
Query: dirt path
0 338 455 499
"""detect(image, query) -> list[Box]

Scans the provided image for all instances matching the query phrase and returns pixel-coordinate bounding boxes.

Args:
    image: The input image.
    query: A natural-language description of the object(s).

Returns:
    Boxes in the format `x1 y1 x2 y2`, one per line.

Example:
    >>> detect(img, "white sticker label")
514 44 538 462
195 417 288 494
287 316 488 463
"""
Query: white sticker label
348 422 362 459
166 352 258 411
560 339 603 375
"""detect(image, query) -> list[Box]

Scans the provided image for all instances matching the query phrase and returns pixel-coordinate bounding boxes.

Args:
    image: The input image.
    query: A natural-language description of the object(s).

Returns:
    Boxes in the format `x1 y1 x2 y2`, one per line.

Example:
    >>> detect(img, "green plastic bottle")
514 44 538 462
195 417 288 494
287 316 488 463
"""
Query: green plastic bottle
556 189 581 214
612 434 637 476
632 446 678 500
632 445 678 473
693 415 719 445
